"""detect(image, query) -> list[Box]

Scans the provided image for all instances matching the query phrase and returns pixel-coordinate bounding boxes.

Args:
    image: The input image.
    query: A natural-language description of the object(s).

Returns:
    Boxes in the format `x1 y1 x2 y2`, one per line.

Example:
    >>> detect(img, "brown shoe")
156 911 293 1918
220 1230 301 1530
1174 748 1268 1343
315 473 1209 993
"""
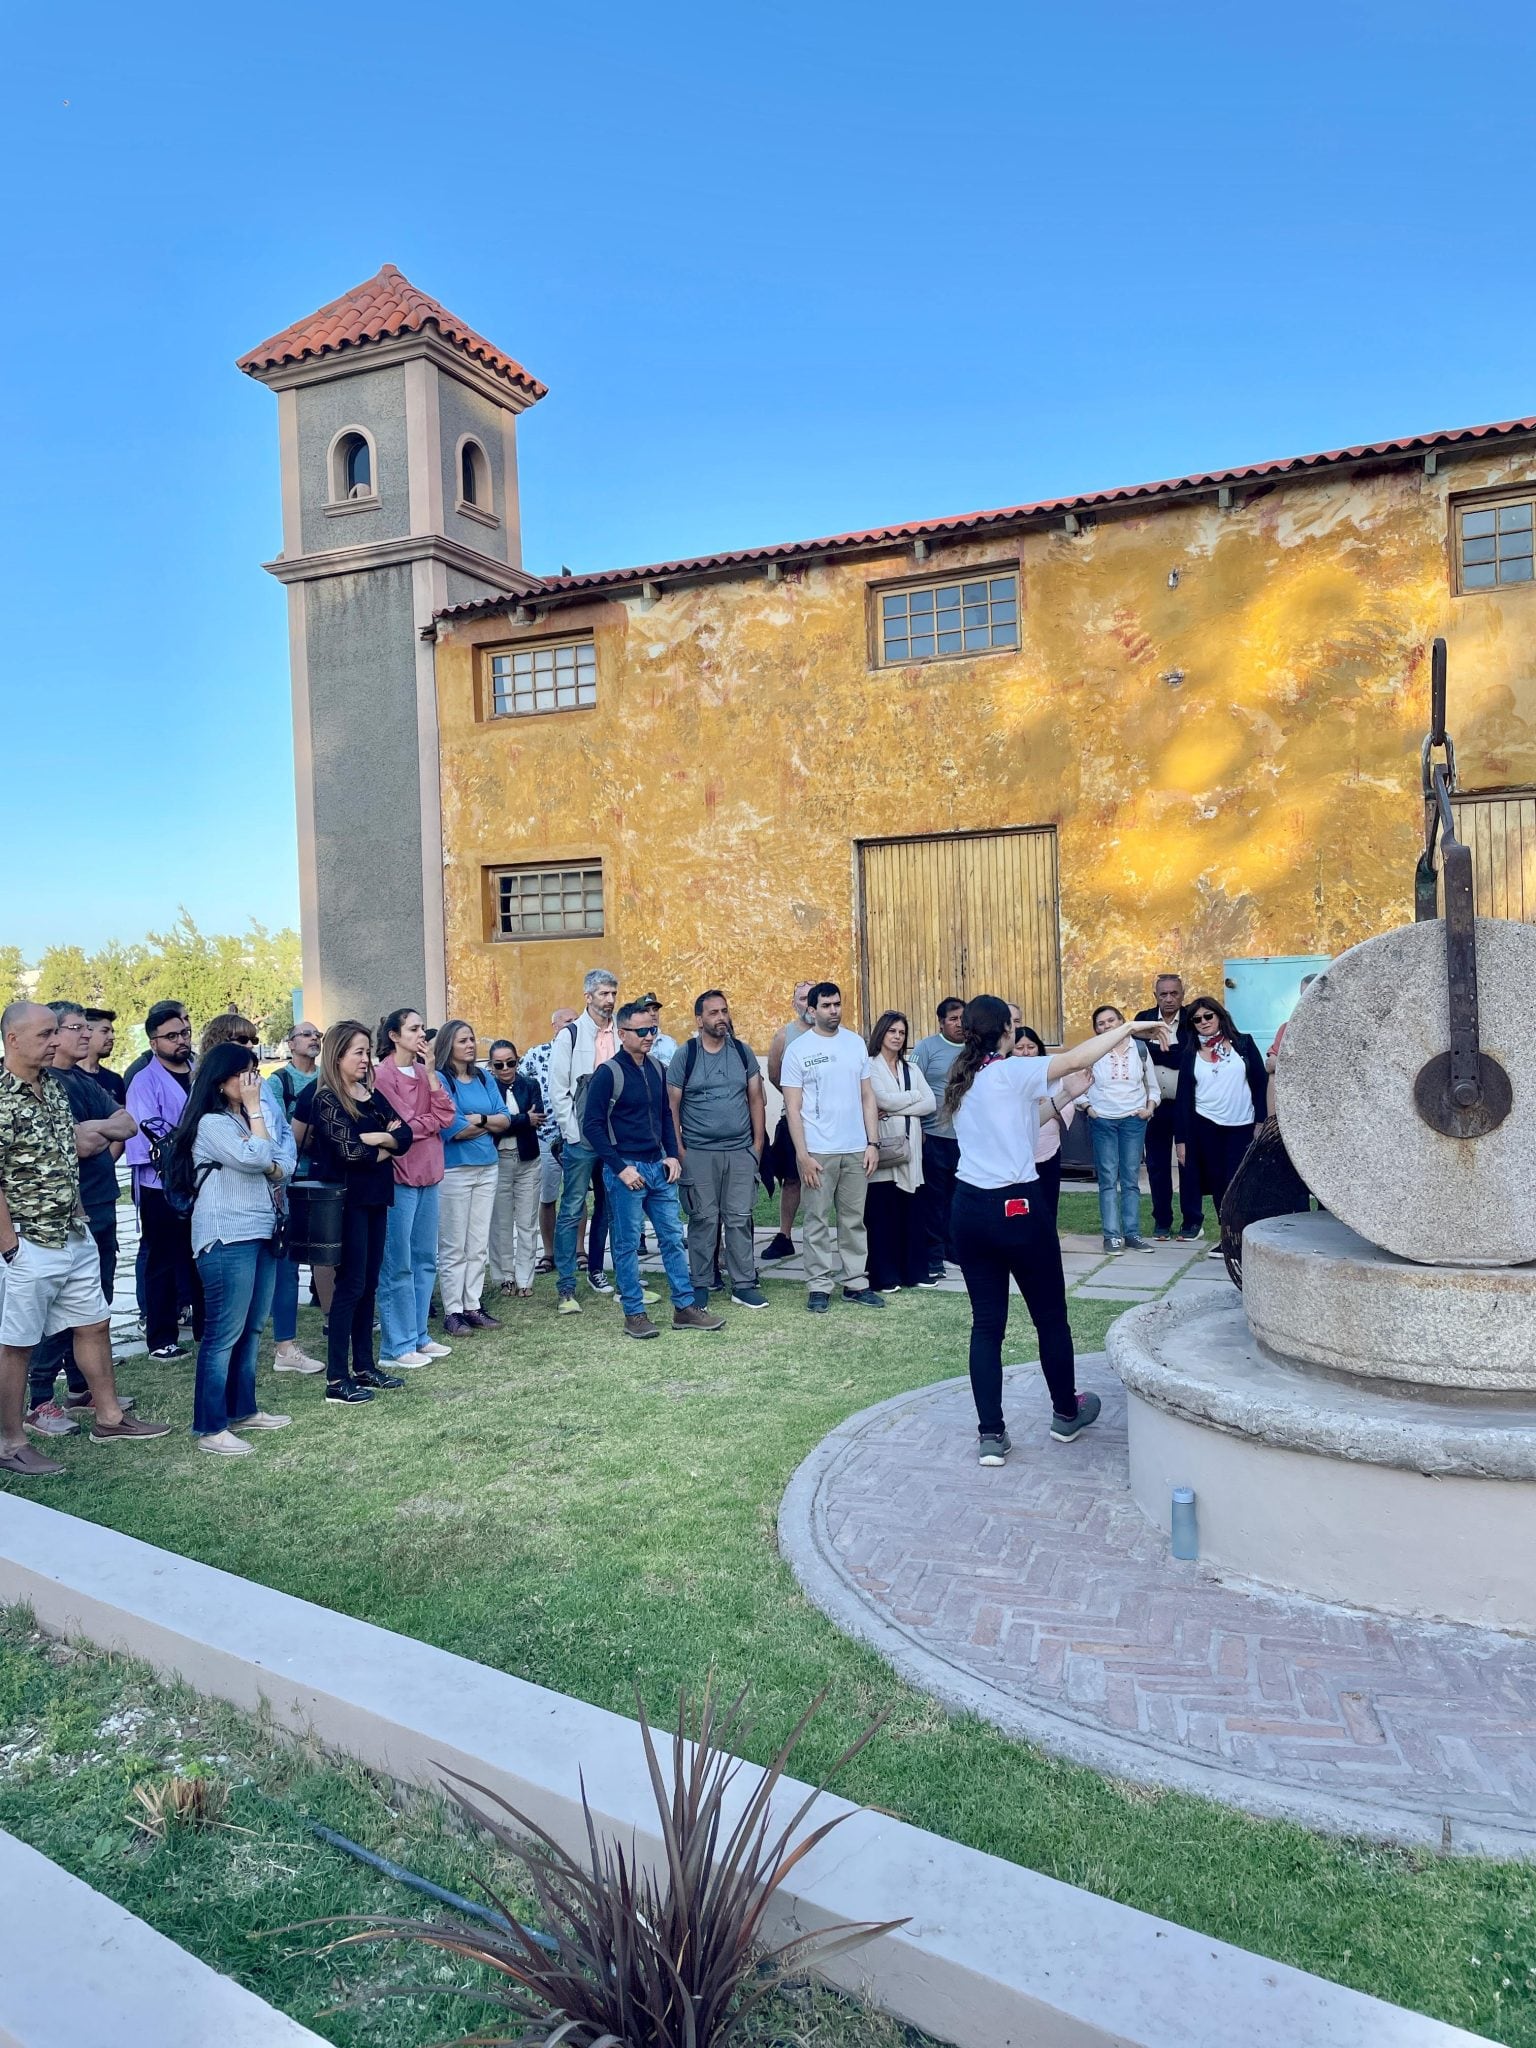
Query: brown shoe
0 1442 67 1477
88 1415 173 1444
672 1305 726 1332
624 1312 660 1340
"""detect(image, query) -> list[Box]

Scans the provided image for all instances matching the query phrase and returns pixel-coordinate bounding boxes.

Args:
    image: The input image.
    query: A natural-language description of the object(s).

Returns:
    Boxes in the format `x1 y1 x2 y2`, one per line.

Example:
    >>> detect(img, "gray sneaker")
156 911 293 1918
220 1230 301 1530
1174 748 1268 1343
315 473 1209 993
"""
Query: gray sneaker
1050 1392 1103 1443
977 1430 1012 1467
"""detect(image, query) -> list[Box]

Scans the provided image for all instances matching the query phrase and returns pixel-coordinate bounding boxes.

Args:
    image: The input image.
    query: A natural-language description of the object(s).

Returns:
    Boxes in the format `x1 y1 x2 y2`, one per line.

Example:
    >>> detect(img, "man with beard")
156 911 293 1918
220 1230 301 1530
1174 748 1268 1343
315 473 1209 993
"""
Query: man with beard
125 1000 202 1358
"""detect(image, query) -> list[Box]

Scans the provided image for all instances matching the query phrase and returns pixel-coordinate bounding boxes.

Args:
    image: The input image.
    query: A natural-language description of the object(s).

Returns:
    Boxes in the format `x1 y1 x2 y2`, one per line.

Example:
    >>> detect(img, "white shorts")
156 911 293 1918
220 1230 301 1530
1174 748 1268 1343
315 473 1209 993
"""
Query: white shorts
0 1229 110 1349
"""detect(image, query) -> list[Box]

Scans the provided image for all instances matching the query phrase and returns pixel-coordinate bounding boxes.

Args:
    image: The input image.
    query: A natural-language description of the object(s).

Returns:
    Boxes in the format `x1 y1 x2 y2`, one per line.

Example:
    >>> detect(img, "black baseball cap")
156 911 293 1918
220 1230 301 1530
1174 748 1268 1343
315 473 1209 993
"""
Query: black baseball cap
83 1007 116 1022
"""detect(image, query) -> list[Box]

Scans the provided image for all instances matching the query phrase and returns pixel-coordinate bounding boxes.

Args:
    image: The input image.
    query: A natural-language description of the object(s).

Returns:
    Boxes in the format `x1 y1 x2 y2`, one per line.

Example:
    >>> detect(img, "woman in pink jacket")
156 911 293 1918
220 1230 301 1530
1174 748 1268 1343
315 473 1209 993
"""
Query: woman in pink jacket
372 1009 457 1367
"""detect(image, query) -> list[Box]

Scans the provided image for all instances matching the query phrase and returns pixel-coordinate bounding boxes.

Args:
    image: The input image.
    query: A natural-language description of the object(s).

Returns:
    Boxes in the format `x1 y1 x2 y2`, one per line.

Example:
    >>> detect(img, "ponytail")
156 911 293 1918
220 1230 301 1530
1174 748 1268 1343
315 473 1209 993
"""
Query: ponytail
942 995 1014 1116
376 1007 421 1060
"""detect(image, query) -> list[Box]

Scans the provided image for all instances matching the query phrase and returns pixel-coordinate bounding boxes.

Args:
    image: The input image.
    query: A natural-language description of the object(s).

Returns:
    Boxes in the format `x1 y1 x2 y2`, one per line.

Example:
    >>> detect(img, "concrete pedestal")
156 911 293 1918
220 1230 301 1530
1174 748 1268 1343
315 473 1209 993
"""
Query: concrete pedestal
1109 1293 1536 1633
1244 1212 1536 1392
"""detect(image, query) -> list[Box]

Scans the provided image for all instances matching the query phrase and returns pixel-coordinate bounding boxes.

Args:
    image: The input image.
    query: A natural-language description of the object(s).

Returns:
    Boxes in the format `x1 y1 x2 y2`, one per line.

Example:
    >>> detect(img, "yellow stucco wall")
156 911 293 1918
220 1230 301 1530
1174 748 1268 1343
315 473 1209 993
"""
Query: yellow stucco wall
434 451 1536 1053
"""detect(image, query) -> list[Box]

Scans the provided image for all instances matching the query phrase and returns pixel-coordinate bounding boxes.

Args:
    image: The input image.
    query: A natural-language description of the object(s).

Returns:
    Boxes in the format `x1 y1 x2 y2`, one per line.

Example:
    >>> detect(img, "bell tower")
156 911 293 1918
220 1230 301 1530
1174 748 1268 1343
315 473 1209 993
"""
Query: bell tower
239 265 545 1025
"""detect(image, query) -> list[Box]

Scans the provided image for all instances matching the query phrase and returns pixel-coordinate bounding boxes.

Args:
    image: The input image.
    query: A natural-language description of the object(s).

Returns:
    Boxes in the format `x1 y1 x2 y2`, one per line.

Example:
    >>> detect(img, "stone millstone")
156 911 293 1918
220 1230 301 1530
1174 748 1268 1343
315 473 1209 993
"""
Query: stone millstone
1277 917 1536 1266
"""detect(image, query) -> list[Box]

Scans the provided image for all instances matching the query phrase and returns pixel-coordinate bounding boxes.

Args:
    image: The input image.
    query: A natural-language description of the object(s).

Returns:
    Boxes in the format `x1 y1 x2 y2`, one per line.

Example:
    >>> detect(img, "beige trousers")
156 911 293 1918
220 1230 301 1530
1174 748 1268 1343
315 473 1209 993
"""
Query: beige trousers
799 1150 870 1294
437 1162 499 1314
489 1147 542 1291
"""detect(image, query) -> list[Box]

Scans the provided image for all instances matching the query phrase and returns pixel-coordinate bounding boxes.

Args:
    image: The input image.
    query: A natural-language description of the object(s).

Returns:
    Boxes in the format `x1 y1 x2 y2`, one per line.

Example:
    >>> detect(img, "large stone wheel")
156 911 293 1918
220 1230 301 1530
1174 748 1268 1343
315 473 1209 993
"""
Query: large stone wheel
1276 918 1536 1266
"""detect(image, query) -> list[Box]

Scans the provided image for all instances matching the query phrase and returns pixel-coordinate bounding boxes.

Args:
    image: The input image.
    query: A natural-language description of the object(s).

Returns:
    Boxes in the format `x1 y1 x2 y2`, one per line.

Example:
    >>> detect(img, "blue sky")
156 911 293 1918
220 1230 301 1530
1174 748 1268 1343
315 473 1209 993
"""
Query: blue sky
4 2 1534 953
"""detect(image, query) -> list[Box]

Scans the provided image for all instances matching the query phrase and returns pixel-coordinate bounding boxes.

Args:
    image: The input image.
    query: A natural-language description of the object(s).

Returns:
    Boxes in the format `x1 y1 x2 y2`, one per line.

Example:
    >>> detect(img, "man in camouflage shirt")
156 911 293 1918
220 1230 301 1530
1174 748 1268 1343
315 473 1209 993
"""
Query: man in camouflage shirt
0 1002 169 1476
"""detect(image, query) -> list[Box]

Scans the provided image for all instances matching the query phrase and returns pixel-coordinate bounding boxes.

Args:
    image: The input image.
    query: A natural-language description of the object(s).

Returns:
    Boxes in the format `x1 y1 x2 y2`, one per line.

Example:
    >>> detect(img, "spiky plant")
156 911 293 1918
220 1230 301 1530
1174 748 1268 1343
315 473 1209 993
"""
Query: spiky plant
131 1772 229 1840
317 1681 903 2047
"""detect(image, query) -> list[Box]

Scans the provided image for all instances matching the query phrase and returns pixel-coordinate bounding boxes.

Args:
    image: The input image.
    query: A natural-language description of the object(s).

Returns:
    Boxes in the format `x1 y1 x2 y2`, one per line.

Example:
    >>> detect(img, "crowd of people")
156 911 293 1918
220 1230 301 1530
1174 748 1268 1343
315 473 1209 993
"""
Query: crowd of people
0 960 1277 1478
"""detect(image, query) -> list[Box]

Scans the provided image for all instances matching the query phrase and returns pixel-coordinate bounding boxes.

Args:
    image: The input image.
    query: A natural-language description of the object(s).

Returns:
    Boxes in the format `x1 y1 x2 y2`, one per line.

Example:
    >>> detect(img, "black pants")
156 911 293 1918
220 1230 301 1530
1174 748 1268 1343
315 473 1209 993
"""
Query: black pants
916 1133 959 1269
952 1178 1076 1436
1145 1099 1200 1233
1192 1117 1257 1217
139 1187 202 1351
589 1170 609 1275
28 1213 117 1407
1033 1152 1063 1228
865 1181 928 1291
328 1201 389 1385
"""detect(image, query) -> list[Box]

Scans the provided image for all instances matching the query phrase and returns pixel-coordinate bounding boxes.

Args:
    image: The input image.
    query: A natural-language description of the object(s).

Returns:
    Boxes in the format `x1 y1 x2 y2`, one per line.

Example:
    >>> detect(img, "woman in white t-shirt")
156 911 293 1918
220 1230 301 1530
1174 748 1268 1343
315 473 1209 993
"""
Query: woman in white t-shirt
1173 996 1268 1259
1083 1004 1160 1254
945 994 1170 1467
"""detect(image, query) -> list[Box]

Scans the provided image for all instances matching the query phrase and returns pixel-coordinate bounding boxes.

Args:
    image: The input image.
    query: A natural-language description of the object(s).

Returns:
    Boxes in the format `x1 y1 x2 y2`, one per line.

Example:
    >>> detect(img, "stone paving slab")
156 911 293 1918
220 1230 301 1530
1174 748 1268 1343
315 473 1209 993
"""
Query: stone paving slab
779 1353 1536 1855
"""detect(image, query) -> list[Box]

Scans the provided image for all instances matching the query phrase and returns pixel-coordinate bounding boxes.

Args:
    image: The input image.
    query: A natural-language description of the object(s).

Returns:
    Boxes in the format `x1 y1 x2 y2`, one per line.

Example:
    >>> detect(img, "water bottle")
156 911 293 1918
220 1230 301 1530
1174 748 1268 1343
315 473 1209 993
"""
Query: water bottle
1170 1487 1198 1561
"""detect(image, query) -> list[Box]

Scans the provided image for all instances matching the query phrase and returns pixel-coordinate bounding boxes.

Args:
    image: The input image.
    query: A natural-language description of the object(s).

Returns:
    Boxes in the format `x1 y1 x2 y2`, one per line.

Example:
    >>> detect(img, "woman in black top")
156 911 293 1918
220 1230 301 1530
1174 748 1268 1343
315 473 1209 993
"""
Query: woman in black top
486 1038 546 1298
312 1020 413 1401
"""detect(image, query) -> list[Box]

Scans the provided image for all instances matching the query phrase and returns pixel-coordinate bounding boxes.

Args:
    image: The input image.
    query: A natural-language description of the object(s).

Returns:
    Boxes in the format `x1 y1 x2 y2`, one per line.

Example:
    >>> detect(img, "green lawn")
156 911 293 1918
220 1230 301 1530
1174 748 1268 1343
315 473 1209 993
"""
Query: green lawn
0 1610 938 2048
3 1273 1532 2044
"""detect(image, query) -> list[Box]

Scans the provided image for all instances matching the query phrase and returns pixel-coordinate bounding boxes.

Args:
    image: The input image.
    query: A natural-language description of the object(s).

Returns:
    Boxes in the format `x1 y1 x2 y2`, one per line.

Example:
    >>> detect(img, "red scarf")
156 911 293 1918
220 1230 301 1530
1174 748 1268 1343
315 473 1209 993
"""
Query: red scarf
1196 1029 1230 1064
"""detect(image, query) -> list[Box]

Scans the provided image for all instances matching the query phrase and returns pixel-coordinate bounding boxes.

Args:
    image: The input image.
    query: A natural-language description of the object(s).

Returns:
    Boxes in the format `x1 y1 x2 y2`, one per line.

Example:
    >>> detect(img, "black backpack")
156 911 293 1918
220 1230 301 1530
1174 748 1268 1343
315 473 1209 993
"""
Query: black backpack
677 1034 751 1087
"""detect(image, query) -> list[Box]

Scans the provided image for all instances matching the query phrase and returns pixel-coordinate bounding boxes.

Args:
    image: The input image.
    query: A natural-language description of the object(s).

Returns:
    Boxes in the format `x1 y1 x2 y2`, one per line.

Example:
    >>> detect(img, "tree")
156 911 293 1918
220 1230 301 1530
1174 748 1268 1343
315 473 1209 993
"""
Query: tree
0 946 26 1003
1 915 301 1040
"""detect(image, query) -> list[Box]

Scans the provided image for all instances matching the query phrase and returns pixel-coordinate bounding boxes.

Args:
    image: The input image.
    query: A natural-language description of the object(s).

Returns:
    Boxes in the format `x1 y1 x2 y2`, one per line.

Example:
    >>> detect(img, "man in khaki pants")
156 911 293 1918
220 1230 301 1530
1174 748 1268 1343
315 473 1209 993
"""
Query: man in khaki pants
780 983 883 1315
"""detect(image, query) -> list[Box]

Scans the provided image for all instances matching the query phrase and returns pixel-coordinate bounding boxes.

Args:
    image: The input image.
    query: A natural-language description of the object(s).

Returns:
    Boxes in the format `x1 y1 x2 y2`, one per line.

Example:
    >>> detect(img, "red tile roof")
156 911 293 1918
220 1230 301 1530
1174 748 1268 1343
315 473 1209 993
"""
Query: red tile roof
435 410 1536 620
238 264 546 400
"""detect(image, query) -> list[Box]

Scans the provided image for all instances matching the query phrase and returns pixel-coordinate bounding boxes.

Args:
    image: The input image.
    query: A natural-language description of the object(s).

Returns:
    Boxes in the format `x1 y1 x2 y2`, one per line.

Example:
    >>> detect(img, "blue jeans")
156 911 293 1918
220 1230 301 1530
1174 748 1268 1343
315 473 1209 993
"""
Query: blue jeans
379 1181 441 1357
602 1162 693 1316
271 1247 299 1343
193 1237 278 1436
554 1142 600 1295
1091 1115 1148 1241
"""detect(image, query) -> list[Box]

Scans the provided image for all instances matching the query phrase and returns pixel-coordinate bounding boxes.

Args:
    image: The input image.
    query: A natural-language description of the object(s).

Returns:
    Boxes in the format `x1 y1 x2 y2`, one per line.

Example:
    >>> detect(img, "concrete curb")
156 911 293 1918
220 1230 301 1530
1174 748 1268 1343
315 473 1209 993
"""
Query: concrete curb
777 1356 1536 1859
0 1827 325 2046
0 1495 1481 2048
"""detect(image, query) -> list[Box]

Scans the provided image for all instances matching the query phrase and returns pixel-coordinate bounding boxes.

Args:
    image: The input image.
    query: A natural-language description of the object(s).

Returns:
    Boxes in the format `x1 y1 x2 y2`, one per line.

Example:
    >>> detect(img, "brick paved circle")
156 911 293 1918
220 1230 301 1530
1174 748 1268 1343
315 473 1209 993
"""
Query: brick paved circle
779 1353 1536 1857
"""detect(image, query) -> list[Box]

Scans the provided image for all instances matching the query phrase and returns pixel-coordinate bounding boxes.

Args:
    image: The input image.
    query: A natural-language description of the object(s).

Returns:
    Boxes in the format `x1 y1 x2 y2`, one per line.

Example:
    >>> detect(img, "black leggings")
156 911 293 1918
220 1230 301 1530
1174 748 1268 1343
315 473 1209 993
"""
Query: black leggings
328 1201 388 1385
952 1177 1076 1435
1192 1117 1257 1216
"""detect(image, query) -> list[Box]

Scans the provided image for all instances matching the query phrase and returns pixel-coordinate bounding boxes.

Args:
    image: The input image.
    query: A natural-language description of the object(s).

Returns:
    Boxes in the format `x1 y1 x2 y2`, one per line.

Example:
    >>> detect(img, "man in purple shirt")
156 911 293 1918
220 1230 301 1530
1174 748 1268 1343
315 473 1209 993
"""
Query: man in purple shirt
125 1000 202 1358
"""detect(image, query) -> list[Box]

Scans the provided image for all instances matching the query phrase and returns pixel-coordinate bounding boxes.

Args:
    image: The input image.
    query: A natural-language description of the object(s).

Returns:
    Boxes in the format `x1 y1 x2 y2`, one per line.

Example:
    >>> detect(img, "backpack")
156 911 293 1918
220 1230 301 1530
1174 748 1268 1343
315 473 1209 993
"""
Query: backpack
588 1054 671 1155
678 1034 751 1087
145 1117 218 1219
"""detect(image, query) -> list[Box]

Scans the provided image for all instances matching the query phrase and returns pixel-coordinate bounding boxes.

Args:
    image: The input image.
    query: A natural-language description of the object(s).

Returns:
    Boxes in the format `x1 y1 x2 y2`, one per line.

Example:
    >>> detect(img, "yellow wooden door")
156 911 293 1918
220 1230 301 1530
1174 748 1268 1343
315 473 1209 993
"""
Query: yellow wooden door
1453 790 1536 921
858 828 1063 1041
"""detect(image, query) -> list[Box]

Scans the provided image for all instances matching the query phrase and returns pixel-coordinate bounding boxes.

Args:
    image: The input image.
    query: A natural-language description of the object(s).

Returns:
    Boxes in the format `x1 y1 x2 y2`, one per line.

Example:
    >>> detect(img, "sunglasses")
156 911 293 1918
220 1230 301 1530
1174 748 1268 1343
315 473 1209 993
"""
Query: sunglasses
627 1025 660 1039
490 1058 518 1071
233 1036 260 1047
1192 1012 1217 1023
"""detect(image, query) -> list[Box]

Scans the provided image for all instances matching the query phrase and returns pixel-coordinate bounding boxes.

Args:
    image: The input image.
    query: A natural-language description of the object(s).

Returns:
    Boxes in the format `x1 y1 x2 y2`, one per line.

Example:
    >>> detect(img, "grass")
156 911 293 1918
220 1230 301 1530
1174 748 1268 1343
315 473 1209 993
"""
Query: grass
0 1609 939 2047
3 1265 1533 2044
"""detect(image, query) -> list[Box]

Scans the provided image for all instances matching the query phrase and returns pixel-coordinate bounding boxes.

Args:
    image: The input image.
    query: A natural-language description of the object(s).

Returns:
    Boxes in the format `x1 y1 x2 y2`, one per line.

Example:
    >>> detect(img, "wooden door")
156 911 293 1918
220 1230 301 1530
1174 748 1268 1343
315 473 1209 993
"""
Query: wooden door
1453 790 1536 921
857 827 1063 1041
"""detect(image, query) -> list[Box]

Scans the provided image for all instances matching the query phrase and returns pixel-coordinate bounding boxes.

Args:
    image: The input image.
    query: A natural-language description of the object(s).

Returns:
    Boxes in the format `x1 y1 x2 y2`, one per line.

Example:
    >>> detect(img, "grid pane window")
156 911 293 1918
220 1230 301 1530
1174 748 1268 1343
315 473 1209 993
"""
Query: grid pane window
489 639 598 716
493 863 604 940
880 573 1019 664
1460 500 1535 590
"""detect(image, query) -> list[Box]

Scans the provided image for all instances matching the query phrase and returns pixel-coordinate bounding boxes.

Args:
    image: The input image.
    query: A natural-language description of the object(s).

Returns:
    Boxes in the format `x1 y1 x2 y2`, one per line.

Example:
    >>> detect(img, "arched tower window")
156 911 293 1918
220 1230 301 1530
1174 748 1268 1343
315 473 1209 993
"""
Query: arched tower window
459 436 491 511
327 427 378 506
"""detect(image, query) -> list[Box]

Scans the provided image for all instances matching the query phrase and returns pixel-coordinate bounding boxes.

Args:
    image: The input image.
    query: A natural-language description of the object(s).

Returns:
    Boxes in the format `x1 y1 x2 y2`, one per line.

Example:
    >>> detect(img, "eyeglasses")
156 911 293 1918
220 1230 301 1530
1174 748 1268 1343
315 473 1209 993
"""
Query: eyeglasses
154 1027 192 1043
627 1025 660 1039
291 1031 319 1042
58 1018 90 1033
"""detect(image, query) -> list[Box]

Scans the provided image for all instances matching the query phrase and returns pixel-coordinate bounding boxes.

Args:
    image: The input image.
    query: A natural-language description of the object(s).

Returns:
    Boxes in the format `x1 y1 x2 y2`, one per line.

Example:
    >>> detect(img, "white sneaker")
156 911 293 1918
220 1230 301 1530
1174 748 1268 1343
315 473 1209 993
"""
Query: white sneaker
382 1351 430 1368
416 1340 452 1359
273 1346 324 1374
231 1411 292 1431
198 1428 254 1456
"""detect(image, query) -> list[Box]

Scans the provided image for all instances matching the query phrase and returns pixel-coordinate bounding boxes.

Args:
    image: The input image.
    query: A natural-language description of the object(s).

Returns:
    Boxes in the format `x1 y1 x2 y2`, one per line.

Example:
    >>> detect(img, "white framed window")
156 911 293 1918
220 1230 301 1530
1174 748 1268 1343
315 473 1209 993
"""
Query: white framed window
1456 494 1534 592
488 637 597 718
456 434 495 519
876 570 1019 665
491 862 604 940
327 426 378 506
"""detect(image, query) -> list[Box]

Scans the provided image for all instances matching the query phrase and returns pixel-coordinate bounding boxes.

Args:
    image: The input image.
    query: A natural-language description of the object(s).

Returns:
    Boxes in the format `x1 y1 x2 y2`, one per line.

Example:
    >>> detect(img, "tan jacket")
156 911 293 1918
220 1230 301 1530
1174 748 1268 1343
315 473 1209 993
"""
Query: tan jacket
867 1054 937 1193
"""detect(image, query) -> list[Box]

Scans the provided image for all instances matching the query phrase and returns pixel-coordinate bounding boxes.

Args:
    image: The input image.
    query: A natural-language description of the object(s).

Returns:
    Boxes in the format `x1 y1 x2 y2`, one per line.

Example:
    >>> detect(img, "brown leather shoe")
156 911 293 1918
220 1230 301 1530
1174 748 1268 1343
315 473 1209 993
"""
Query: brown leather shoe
0 1442 66 1477
88 1415 173 1444
624 1313 660 1340
672 1305 726 1332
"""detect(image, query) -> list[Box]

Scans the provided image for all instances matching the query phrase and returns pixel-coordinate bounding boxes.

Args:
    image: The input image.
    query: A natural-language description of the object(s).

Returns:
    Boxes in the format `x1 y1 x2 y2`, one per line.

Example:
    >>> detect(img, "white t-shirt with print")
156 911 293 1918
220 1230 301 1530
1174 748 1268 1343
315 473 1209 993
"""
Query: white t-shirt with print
954 1056 1054 1189
780 1027 870 1154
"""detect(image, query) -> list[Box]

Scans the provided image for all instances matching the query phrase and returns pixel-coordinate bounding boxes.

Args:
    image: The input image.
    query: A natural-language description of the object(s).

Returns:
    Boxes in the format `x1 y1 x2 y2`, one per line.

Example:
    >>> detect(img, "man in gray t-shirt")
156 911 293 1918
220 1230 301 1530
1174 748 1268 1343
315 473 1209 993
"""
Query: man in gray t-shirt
666 991 767 1308
910 996 966 1278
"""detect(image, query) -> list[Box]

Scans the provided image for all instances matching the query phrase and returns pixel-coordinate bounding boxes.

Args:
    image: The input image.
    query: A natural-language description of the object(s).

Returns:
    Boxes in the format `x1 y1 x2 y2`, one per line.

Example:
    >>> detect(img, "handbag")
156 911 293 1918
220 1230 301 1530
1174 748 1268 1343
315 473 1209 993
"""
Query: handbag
876 1060 913 1169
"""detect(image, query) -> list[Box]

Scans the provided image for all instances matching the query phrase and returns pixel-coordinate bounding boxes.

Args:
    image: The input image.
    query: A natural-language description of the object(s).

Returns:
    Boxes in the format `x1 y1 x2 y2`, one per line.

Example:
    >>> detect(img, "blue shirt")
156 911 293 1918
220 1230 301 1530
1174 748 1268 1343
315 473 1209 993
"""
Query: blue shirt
442 1067 505 1168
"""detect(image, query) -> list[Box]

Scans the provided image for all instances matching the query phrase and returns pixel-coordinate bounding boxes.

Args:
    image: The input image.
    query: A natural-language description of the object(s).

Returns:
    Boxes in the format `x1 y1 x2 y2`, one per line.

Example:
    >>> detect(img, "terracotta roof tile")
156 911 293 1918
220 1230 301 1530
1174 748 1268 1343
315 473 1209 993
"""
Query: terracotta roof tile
435 410 1536 619
238 264 546 400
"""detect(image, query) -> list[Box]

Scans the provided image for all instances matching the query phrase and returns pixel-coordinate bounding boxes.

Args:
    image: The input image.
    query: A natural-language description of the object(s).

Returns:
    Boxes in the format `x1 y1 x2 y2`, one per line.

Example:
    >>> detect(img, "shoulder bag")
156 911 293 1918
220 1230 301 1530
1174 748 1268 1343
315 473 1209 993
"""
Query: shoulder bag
876 1060 912 1169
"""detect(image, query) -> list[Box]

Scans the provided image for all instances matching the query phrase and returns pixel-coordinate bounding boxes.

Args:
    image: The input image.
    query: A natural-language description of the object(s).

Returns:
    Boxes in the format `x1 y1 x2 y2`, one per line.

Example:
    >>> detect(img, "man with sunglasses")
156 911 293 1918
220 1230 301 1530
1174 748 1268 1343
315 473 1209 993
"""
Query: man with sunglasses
125 1000 203 1358
581 1003 726 1339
